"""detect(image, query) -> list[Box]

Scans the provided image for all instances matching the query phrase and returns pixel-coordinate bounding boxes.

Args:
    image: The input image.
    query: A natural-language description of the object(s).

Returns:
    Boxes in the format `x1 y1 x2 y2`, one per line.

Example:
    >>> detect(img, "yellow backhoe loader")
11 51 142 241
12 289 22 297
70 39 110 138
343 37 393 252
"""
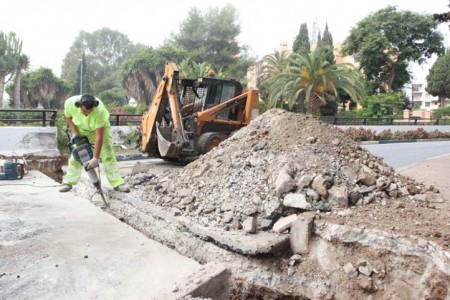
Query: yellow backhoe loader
140 62 259 160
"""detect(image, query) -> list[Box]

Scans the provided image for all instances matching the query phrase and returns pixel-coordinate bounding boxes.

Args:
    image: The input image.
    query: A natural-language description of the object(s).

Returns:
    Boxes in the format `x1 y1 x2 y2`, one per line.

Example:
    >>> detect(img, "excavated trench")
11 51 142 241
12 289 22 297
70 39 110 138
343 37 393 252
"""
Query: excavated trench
72 184 449 300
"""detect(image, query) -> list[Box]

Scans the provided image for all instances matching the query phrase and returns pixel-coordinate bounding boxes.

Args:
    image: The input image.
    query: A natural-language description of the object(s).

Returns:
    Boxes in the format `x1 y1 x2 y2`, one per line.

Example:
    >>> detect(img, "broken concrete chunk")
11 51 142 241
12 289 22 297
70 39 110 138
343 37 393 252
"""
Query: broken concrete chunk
311 175 328 198
289 213 314 254
260 218 273 231
283 193 311 210
306 136 317 144
242 217 257 234
272 214 298 233
328 185 349 208
275 169 296 195
297 175 312 190
343 262 358 278
412 194 428 202
222 211 234 223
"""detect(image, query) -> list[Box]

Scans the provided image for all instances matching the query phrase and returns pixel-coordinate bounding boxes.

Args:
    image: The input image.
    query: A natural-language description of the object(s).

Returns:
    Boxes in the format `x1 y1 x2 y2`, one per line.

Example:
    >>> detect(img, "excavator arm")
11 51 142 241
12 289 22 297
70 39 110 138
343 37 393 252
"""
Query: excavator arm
195 89 259 134
141 62 189 157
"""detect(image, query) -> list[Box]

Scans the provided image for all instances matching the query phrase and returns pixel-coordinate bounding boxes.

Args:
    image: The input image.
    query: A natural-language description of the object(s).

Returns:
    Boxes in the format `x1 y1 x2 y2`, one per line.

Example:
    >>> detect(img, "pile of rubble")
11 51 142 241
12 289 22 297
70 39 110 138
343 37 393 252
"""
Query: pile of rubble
129 109 431 232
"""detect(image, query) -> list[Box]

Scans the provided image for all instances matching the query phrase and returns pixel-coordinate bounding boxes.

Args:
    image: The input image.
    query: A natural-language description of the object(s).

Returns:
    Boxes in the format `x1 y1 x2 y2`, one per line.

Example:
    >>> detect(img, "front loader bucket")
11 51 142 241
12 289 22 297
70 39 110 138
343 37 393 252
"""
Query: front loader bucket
156 123 186 157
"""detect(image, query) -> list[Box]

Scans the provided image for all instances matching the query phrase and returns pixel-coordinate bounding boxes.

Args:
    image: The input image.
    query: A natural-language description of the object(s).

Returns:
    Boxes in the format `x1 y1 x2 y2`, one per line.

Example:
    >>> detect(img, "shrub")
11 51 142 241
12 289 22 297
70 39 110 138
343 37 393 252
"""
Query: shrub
341 127 450 141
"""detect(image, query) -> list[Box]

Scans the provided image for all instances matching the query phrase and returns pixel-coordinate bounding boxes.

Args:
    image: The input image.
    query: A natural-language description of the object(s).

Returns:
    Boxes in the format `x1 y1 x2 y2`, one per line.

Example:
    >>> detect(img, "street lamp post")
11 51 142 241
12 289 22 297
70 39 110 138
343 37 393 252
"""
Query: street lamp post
78 58 83 94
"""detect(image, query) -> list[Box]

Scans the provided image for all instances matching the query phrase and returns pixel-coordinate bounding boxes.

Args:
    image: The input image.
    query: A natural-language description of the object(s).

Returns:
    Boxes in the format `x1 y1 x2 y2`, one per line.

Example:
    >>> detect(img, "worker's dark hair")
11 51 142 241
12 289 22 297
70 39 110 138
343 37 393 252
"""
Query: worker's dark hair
75 93 99 109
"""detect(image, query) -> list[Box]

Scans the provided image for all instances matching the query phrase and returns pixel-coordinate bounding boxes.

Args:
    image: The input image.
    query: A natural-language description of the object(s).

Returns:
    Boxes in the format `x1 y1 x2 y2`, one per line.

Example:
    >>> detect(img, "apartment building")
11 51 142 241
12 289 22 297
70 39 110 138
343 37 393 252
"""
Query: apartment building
408 83 442 110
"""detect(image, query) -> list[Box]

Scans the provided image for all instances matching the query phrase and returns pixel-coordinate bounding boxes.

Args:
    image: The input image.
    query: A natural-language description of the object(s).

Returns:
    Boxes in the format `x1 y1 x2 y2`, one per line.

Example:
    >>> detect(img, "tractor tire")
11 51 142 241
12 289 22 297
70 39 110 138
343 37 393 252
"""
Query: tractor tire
198 132 224 155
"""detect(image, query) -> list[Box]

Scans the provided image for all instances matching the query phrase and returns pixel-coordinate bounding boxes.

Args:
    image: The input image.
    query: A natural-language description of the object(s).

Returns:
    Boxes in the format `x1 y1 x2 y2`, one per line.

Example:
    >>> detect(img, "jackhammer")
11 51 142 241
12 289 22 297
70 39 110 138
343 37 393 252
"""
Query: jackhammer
68 135 108 207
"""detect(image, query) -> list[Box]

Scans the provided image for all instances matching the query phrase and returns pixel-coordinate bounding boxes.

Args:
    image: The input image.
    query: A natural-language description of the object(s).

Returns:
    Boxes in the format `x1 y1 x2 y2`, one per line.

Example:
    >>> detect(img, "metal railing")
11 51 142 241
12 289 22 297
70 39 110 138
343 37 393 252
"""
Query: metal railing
0 109 58 127
4 110 450 128
320 116 450 126
109 113 142 126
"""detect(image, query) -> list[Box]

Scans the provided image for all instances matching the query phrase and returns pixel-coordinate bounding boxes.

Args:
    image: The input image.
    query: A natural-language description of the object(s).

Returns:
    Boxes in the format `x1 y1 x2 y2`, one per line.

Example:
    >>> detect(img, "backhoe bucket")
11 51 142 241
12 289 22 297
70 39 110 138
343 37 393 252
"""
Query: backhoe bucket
156 123 185 157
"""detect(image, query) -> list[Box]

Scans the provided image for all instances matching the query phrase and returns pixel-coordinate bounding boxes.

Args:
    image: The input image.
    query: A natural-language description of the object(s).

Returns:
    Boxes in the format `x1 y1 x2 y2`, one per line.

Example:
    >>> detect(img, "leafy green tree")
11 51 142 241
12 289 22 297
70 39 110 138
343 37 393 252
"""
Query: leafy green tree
120 48 159 106
179 59 218 78
269 48 366 115
61 28 137 95
97 88 127 107
21 68 71 109
320 23 333 47
343 6 445 94
426 49 450 107
317 23 335 64
292 23 310 53
343 6 443 93
356 92 406 117
173 8 206 63
171 5 251 80
120 44 188 105
0 31 22 107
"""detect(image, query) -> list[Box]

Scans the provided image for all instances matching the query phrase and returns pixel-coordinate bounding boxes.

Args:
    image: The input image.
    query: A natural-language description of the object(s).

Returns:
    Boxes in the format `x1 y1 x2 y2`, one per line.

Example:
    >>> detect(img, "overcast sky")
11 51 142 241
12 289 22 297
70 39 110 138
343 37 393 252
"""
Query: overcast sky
1 0 449 81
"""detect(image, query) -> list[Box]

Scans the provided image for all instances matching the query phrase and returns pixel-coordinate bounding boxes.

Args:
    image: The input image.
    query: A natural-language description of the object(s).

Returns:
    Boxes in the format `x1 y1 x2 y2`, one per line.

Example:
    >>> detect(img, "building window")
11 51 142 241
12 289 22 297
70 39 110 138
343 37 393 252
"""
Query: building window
425 102 431 107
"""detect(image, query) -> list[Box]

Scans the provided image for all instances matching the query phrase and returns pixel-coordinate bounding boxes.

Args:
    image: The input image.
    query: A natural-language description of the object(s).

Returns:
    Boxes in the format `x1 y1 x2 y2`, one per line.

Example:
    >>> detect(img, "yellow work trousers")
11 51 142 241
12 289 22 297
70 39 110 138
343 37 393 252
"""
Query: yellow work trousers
62 130 124 188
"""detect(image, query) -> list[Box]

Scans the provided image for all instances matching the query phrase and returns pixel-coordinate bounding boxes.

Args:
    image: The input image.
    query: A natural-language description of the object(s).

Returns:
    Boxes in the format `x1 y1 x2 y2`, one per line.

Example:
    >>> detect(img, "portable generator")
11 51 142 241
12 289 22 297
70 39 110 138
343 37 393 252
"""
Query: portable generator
0 160 25 180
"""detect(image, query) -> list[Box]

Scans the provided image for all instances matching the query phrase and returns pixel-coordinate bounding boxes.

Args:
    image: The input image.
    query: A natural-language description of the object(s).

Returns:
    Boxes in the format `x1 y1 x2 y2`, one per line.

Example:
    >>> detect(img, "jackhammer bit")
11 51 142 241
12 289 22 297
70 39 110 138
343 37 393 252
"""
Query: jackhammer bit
69 136 109 208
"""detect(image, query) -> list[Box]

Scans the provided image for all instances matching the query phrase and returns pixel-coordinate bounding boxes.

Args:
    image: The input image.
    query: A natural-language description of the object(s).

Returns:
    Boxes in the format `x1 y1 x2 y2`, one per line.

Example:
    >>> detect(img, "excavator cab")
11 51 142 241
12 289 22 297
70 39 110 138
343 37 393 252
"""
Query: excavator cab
141 62 259 160
179 77 243 118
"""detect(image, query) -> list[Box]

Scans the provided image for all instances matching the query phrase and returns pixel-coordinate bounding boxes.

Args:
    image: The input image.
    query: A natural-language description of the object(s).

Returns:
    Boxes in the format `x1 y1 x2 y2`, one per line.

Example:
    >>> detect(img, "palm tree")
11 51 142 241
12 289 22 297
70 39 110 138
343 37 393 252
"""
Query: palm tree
269 47 366 115
258 50 291 108
26 68 59 108
121 50 159 106
179 59 224 78
259 50 290 83
0 32 22 108
13 54 30 108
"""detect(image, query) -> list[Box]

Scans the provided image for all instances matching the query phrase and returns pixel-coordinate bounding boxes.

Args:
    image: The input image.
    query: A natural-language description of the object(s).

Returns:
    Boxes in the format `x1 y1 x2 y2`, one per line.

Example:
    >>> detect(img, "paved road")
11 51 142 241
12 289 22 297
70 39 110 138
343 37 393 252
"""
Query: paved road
0 171 200 300
363 141 450 171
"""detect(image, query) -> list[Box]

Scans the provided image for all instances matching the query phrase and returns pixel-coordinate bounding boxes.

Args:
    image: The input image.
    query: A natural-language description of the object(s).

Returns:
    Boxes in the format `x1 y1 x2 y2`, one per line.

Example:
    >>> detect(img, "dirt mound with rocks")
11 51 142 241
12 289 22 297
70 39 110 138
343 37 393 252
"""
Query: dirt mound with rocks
129 108 434 232
121 108 450 298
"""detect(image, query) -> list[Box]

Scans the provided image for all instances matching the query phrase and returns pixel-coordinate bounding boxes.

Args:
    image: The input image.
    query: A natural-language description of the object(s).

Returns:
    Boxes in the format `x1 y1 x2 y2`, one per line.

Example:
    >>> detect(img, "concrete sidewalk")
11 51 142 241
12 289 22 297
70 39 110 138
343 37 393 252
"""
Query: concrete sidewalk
0 171 201 300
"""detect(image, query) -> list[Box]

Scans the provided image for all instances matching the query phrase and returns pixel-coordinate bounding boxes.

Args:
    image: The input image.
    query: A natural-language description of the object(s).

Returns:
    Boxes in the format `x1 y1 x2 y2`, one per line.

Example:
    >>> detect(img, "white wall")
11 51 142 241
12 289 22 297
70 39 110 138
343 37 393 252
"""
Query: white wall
0 127 59 157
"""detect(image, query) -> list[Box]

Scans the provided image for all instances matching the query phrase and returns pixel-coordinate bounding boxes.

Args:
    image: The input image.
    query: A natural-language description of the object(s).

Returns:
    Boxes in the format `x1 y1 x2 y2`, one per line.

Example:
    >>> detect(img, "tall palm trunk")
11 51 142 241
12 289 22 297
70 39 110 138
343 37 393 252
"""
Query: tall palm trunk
305 93 323 116
0 74 5 108
13 70 22 108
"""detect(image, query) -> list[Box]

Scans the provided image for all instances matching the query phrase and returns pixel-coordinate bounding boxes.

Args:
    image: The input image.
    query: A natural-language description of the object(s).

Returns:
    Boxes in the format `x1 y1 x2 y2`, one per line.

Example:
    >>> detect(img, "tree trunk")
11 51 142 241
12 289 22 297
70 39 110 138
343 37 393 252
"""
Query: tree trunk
0 74 5 108
439 95 446 108
305 93 323 116
13 71 22 108
386 67 396 93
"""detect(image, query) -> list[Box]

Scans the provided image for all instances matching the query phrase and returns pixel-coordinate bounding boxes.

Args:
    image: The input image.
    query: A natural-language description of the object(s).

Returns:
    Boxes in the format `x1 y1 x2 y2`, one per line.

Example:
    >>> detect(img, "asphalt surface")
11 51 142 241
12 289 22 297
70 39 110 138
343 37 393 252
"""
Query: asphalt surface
0 169 200 300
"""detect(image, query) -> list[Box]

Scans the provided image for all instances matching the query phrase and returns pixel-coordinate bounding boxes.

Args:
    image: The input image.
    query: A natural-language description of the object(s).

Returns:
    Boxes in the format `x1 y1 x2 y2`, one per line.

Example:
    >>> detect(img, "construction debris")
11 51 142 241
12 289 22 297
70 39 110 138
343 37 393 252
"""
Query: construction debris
116 109 450 299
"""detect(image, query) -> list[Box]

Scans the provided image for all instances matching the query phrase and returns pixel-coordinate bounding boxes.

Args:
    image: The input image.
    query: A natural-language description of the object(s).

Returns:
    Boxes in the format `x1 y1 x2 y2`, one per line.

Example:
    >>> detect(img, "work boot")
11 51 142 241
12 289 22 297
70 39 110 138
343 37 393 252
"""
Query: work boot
59 183 72 193
114 184 130 193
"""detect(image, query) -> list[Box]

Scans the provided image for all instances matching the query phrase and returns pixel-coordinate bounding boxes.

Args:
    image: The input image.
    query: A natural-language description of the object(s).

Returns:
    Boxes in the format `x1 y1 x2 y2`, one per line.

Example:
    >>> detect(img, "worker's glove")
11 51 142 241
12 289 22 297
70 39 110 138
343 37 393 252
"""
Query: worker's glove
84 158 99 170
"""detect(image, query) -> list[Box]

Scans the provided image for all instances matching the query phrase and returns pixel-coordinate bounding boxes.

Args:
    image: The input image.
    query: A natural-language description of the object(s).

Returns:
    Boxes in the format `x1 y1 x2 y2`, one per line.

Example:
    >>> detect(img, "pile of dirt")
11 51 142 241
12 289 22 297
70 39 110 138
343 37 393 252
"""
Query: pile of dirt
129 109 437 231
121 108 450 298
